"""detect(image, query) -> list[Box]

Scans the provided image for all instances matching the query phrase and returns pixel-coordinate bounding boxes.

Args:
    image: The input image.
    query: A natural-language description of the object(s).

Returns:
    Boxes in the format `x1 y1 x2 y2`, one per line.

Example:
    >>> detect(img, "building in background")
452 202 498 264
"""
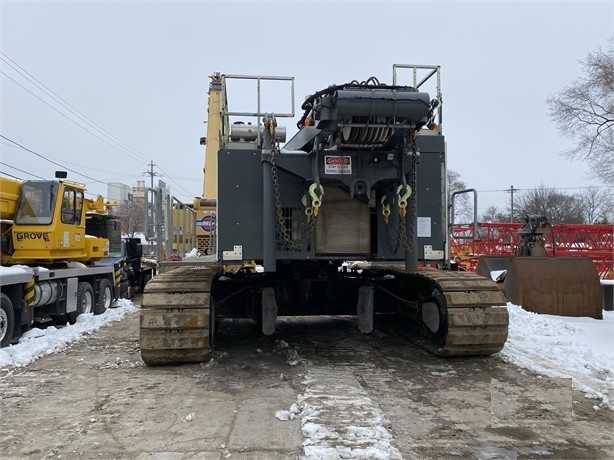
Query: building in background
105 179 171 258
132 180 147 202
108 182 131 203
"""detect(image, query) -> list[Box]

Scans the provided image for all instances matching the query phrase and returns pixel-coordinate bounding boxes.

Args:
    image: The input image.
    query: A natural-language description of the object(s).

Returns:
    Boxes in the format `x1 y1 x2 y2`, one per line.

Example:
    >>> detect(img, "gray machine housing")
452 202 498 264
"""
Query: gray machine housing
217 80 446 270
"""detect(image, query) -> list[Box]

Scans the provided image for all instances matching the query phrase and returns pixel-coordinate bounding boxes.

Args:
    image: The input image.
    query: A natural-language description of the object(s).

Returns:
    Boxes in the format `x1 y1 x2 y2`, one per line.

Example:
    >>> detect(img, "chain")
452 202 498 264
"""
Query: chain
384 215 401 254
270 126 417 255
399 207 413 252
382 195 399 253
403 135 418 252
270 140 317 251
383 134 418 254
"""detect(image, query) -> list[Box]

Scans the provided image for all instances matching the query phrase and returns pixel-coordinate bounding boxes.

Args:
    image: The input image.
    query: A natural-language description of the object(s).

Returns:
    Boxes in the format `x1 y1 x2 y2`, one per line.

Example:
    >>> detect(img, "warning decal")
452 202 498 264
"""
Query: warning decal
324 155 352 175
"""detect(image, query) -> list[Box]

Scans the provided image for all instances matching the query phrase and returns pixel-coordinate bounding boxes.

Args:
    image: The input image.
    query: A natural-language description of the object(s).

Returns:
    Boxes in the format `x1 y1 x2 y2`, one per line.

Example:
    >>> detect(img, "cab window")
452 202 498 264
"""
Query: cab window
15 181 58 225
61 188 83 224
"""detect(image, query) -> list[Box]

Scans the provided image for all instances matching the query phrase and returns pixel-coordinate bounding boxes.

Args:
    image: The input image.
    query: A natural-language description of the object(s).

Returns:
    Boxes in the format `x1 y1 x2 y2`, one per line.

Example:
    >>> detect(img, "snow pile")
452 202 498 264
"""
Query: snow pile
501 303 614 409
276 403 300 421
0 299 137 369
279 368 402 460
0 264 36 276
184 248 200 258
66 261 87 269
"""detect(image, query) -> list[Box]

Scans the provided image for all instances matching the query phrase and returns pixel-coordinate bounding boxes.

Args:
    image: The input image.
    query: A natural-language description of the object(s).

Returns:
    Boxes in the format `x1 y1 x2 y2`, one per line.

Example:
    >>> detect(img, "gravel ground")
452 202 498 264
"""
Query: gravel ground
0 310 612 459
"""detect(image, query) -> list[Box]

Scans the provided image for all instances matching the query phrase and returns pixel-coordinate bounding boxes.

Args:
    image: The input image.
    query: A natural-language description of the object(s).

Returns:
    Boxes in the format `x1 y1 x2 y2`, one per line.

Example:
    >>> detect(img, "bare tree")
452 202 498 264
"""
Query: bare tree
447 170 466 194
119 199 145 237
547 38 614 184
516 184 584 224
579 187 614 223
447 170 474 223
480 205 510 223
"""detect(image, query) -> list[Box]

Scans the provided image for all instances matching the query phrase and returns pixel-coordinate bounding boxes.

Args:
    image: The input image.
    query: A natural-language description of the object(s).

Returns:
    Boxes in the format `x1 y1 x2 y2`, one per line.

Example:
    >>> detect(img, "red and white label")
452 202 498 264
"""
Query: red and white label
324 155 352 175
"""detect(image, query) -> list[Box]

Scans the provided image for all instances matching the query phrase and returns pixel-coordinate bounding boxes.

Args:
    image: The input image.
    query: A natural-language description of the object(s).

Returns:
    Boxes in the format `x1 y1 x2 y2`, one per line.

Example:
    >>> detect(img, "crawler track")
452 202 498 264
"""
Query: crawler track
140 264 508 365
366 266 509 356
139 265 221 365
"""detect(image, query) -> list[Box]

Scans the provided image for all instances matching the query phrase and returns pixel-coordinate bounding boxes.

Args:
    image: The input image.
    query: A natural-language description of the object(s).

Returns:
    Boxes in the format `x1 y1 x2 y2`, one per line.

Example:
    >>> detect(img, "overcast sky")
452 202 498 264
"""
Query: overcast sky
1 0 613 215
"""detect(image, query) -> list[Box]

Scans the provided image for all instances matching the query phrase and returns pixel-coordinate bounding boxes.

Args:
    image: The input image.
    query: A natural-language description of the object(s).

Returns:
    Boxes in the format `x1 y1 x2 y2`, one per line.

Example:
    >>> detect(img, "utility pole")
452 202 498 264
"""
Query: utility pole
142 161 161 255
505 185 521 222
144 160 159 189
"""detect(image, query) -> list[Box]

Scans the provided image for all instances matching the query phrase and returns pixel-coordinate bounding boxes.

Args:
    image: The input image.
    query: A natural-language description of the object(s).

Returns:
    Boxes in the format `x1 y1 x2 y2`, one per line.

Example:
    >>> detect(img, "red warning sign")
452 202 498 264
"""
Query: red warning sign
324 155 352 174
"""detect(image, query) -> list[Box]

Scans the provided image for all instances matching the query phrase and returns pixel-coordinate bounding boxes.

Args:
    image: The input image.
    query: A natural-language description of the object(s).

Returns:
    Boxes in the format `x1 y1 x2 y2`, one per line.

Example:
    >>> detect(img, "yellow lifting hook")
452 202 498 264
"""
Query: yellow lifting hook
380 195 391 225
301 194 313 221
396 184 412 218
309 183 324 218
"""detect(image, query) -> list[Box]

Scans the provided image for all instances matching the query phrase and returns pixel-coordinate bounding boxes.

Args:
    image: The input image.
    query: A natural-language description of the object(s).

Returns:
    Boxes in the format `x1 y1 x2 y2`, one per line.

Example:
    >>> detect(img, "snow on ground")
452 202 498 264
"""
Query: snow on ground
1 297 611 403
501 303 614 409
277 304 614 458
0 282 612 453
0 299 138 369
277 367 403 460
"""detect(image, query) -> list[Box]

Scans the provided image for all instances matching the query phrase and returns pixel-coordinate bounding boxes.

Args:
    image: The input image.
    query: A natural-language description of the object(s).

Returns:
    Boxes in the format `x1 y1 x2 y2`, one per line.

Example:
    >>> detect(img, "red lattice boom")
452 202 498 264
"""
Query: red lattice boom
450 223 613 279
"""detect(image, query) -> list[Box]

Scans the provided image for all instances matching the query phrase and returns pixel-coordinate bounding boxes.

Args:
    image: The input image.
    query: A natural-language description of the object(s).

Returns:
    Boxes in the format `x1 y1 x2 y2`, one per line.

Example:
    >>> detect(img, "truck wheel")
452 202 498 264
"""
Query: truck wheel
67 282 94 324
94 279 113 315
119 280 130 299
1 294 15 348
78 282 95 314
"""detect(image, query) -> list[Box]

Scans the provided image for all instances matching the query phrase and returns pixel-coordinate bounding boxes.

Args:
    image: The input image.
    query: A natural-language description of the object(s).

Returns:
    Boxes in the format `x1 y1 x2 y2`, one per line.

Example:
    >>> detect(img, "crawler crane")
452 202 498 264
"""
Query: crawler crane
140 66 509 364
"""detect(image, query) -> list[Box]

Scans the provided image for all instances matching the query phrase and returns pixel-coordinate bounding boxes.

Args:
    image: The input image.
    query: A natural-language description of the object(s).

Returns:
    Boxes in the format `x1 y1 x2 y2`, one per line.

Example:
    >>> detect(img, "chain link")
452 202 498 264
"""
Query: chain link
384 215 401 254
384 134 418 254
270 140 317 251
405 135 418 252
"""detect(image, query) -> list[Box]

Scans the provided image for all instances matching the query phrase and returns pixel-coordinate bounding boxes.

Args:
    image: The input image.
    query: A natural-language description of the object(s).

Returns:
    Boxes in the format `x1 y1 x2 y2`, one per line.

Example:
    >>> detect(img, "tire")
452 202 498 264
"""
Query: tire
119 280 130 299
1 294 15 348
94 279 113 315
140 272 152 293
68 282 95 324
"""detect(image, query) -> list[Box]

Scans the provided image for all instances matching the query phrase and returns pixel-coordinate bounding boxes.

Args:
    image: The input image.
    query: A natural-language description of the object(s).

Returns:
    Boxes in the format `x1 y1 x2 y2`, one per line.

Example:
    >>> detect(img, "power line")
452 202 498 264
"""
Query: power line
1 134 94 178
1 70 152 166
2 135 191 200
0 134 133 195
0 52 150 164
154 164 195 198
478 185 612 193
0 161 46 179
0 170 21 180
0 53 193 199
1 141 138 177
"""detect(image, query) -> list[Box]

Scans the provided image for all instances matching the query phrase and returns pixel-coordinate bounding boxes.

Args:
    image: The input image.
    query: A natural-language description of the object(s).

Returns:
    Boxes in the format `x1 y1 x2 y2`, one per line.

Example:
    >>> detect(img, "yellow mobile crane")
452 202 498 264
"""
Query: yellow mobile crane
0 172 123 347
